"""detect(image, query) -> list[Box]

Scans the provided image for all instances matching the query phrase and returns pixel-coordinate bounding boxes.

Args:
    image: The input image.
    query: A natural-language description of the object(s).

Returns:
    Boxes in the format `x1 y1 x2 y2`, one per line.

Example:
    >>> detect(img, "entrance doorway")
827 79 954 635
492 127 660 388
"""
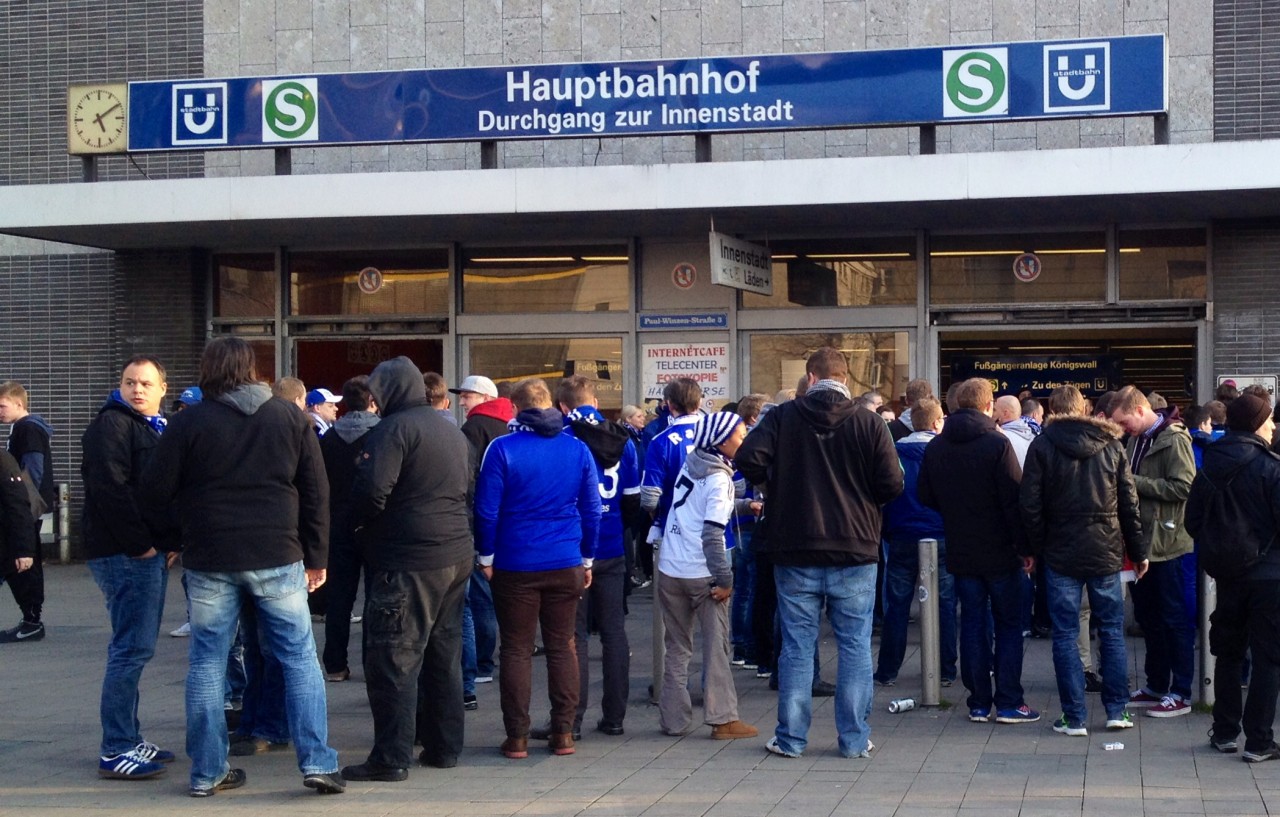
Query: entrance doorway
938 327 1199 407
294 338 445 396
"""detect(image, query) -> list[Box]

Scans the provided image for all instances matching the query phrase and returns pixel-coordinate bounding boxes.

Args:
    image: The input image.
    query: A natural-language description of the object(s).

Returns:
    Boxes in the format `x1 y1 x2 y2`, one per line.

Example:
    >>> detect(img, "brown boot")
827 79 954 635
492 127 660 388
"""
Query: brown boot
501 737 528 759
711 720 760 740
548 733 576 755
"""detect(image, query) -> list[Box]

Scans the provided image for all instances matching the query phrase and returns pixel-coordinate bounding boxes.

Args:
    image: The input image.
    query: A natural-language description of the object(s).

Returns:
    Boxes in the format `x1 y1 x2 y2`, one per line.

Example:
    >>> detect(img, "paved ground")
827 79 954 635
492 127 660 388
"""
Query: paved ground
0 564 1273 817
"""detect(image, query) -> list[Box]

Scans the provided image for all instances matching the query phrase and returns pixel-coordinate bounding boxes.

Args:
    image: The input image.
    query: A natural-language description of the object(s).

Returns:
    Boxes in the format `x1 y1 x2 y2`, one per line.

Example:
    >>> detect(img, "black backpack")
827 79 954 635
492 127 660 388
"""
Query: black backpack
1195 456 1277 580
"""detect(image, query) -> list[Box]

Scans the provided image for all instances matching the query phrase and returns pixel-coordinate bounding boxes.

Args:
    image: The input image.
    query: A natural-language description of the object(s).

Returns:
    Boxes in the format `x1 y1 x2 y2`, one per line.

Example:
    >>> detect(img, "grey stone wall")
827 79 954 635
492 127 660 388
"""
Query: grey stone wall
203 0 1213 175
1211 221 1280 378
1214 0 1280 140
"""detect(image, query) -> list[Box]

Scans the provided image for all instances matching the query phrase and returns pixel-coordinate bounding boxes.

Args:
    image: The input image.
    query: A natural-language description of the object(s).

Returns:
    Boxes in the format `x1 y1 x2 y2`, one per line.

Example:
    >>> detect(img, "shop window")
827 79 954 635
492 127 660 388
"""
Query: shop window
930 232 1106 305
247 340 277 385
742 239 917 309
290 249 449 316
462 246 629 314
214 253 276 318
1118 228 1207 301
468 337 624 418
749 332 909 403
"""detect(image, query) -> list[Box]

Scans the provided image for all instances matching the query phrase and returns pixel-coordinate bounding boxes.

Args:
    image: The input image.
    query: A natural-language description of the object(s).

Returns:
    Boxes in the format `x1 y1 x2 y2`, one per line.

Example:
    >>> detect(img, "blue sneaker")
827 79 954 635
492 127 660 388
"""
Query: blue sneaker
98 748 166 779
996 705 1041 724
968 707 991 723
133 741 176 764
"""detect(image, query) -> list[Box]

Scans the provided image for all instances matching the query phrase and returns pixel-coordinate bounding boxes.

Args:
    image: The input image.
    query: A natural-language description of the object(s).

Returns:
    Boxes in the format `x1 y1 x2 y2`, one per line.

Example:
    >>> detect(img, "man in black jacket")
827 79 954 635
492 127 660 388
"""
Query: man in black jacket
0 450 35 585
82 355 179 780
343 356 474 780
0 380 55 642
919 377 1039 726
736 347 903 760
1020 385 1147 737
1187 393 1280 761
143 338 343 797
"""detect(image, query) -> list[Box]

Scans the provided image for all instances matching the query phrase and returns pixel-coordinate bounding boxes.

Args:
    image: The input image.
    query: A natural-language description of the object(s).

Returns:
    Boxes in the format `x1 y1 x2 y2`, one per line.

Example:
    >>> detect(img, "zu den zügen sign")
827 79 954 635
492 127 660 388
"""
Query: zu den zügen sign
951 355 1124 398
127 35 1166 151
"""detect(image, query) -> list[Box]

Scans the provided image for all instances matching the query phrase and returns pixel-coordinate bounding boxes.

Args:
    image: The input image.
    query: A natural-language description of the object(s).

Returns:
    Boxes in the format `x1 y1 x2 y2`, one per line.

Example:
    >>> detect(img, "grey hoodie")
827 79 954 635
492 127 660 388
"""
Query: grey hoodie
216 382 272 415
1000 417 1037 468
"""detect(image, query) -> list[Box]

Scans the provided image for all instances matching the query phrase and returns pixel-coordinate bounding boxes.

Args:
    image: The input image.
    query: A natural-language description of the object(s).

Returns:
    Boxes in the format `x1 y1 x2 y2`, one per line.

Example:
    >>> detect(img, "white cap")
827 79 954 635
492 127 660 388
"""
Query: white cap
305 387 342 406
449 375 498 398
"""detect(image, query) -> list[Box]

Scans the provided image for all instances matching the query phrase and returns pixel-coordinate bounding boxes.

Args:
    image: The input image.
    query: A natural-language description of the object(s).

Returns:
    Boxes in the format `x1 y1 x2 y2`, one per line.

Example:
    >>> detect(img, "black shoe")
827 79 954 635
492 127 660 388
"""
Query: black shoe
1209 727 1239 754
1031 626 1051 639
341 762 408 782
1243 743 1280 763
418 751 458 769
303 772 346 794
812 680 836 697
597 719 625 736
1083 671 1103 694
533 644 546 657
531 723 581 741
463 693 478 711
0 620 44 643
189 768 246 797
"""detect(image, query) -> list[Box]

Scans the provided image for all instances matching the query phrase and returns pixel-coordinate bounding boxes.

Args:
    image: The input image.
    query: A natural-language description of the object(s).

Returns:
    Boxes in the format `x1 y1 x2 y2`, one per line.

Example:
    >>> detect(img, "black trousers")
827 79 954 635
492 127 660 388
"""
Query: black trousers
1214 578 1280 753
575 556 629 727
322 535 365 674
6 523 43 622
362 558 471 768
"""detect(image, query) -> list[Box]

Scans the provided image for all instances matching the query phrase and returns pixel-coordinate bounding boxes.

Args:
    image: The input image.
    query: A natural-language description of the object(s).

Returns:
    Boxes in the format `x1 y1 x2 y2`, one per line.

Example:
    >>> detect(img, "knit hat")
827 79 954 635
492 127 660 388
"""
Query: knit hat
1227 393 1271 433
693 411 743 452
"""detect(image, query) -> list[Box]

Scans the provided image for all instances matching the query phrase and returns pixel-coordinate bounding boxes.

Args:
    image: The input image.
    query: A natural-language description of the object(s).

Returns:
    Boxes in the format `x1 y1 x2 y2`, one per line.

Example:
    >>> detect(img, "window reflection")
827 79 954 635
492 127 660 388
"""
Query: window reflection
290 249 449 316
214 253 276 318
742 239 916 308
1118 228 1207 301
930 233 1106 305
749 332 908 402
463 247 629 314
468 337 624 417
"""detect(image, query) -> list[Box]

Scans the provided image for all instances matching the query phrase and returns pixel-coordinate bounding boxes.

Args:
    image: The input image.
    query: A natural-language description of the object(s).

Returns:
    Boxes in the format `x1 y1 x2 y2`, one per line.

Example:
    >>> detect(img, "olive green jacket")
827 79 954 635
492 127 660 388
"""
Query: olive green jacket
1124 420 1196 562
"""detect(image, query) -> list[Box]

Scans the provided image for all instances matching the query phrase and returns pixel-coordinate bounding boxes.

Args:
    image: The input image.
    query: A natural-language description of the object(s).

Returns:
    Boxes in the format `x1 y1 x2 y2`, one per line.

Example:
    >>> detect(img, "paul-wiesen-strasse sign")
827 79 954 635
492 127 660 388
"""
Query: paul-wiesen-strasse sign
126 35 1165 151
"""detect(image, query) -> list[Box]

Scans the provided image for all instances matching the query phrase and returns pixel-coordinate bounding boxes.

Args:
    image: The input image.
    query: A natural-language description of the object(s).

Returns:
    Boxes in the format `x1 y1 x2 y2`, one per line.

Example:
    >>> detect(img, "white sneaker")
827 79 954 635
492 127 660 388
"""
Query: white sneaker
764 736 801 758
169 622 191 638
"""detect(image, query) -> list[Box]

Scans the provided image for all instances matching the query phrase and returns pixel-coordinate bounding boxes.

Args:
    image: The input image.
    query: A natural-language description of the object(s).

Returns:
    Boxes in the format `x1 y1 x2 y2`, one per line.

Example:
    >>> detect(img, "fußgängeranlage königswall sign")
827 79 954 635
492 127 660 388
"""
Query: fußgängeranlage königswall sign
126 35 1166 151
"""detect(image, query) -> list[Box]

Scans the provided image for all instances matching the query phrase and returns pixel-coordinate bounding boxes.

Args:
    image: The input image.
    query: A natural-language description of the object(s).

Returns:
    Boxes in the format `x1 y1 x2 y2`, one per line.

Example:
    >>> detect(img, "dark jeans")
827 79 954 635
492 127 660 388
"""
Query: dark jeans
238 601 289 743
6 522 43 622
362 558 471 768
322 535 364 674
576 556 629 727
731 527 757 661
468 566 497 677
1131 555 1194 700
753 553 777 673
876 538 957 685
492 566 584 738
955 571 1025 712
1211 578 1249 741
1243 580 1280 753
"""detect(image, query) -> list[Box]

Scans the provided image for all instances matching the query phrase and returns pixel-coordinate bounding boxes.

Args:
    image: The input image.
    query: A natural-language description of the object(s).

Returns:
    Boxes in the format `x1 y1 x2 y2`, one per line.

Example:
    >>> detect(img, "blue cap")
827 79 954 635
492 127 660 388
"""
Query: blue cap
306 388 341 407
178 386 203 405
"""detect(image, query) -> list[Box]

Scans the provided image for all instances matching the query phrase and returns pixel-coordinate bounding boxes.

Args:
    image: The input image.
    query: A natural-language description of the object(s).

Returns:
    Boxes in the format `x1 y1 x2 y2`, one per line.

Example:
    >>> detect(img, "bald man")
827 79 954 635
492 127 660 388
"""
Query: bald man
995 396 1036 468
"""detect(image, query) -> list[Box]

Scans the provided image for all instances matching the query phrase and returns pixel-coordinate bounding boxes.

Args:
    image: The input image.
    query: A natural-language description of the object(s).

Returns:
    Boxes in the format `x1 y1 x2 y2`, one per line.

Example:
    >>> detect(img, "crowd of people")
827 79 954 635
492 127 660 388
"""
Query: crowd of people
2 340 1280 798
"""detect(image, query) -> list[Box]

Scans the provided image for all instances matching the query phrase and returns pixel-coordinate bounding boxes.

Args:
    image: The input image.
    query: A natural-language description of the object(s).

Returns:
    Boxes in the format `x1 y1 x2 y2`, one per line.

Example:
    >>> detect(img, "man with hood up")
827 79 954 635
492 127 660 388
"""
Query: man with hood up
1020 385 1147 738
82 356 179 780
735 347 903 760
0 380 55 642
918 377 1040 727
319 375 380 683
343 356 473 780
537 375 640 739
1108 385 1197 718
143 337 343 797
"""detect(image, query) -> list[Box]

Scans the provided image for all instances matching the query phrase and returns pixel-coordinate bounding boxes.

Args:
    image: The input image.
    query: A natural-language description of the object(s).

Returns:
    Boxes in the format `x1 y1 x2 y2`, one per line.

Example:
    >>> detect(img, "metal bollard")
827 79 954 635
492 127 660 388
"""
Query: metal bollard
918 538 941 707
57 482 71 564
1200 570 1216 707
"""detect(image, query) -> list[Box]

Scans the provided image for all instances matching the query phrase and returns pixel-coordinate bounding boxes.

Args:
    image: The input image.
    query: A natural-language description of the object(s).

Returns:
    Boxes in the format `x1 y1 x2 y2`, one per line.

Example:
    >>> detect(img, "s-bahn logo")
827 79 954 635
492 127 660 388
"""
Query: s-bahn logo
172 82 228 146
942 48 1008 117
262 78 319 142
1044 42 1110 112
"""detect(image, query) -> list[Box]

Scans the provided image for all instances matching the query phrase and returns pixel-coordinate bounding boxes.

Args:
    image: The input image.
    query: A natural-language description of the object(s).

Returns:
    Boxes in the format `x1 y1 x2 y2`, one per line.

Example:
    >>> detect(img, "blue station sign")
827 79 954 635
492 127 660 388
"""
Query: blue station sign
127 35 1166 151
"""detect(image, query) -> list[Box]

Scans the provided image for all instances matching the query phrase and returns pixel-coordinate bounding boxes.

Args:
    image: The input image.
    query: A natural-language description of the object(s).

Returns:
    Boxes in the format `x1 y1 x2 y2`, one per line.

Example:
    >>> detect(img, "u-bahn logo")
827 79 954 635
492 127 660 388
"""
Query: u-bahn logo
942 48 1008 117
262 78 319 142
1044 42 1110 112
172 82 228 146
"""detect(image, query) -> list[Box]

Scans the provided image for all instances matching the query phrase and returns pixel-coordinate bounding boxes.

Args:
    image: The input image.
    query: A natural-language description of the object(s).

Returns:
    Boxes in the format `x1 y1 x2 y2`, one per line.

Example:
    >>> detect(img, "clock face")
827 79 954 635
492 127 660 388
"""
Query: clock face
70 86 127 153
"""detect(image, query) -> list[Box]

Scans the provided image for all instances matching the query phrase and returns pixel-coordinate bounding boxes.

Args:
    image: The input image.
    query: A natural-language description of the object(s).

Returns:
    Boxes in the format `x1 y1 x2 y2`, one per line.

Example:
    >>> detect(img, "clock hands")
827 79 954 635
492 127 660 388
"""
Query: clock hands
93 102 123 132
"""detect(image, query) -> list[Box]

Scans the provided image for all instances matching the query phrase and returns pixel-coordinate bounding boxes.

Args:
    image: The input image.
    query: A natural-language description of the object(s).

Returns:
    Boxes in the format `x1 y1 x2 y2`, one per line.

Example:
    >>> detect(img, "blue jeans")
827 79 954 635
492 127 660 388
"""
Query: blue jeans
89 553 167 756
774 563 876 757
1045 567 1128 724
185 562 338 789
461 577 477 696
468 566 497 677
1131 555 1195 700
876 538 957 685
955 571 1026 712
731 526 757 661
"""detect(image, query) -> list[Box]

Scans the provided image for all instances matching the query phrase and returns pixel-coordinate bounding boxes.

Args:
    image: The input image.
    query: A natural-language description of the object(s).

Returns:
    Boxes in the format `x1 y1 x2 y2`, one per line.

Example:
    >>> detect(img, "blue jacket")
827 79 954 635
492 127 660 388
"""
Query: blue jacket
563 414 640 562
883 430 945 543
641 413 700 530
475 408 602 572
